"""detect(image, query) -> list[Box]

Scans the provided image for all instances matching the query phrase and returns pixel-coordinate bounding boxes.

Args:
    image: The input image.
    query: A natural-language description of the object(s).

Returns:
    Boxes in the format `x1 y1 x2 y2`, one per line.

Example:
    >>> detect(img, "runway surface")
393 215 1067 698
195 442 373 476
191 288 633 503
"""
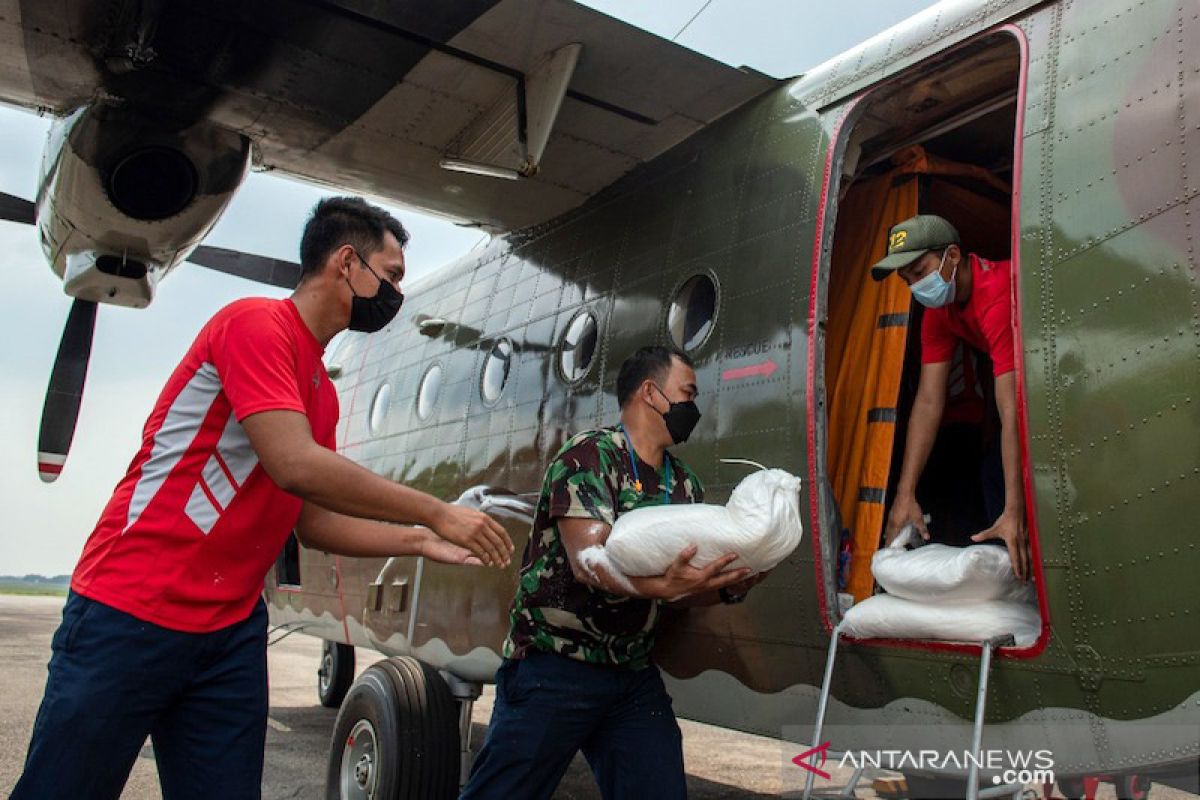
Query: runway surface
0 594 789 798
2 594 1190 799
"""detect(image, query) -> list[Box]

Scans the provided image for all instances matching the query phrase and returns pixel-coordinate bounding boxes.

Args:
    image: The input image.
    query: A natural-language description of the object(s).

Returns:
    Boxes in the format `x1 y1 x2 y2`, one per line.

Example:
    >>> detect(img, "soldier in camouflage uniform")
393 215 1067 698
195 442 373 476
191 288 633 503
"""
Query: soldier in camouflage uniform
461 346 768 800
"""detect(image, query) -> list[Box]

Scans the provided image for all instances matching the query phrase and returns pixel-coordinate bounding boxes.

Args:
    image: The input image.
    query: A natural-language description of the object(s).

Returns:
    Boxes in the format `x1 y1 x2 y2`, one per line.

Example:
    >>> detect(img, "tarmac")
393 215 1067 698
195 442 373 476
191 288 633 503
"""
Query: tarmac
0 593 789 799
2 594 1190 799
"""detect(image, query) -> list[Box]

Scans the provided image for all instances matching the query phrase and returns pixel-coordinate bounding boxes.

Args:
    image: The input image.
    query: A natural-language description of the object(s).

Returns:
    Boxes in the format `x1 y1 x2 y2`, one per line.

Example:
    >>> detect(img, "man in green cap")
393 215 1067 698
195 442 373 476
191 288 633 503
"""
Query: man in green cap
871 214 1030 581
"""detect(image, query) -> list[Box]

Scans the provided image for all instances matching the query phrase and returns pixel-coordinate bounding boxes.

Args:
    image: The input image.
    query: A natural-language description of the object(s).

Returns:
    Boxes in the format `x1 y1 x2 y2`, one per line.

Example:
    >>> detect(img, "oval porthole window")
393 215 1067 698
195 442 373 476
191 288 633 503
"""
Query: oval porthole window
481 338 514 404
559 311 598 383
368 383 390 434
416 364 443 420
668 274 718 352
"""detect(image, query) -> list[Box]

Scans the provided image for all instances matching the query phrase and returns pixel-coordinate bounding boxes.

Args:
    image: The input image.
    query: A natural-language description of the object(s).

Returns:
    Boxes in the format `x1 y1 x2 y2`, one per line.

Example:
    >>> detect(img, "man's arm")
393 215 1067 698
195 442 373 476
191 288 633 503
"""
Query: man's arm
970 372 1031 580
558 518 750 600
241 410 513 566
885 360 950 543
295 503 481 564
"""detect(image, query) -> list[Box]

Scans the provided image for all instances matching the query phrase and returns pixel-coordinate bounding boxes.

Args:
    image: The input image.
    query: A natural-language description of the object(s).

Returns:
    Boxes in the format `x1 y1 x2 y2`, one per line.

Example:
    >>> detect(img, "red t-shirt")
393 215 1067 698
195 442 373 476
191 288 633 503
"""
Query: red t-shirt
942 342 987 426
920 254 1016 376
72 298 339 632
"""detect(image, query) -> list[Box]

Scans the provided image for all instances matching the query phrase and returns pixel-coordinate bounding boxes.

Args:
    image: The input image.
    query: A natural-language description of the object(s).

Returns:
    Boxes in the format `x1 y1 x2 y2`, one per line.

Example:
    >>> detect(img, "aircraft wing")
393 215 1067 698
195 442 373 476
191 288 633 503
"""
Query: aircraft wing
0 0 777 232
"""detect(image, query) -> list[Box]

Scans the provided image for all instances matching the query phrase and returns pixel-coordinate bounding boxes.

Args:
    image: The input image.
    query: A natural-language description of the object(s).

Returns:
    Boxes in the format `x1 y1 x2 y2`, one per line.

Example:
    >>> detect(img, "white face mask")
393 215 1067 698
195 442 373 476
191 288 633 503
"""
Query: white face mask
909 249 957 308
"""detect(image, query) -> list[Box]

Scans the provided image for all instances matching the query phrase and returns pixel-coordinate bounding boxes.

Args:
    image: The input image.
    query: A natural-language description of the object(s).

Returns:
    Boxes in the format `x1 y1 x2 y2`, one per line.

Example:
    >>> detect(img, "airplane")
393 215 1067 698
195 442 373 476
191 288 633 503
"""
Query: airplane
1 0 1197 799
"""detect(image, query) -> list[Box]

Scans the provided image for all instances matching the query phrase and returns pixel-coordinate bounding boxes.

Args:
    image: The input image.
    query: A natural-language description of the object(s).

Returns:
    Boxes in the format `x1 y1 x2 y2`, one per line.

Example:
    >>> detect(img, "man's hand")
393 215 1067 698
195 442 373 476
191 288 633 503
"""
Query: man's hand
429 503 514 568
987 372 1030 582
296 503 487 563
663 566 771 608
971 510 1030 581
724 569 771 596
418 531 484 566
885 494 928 545
651 545 750 601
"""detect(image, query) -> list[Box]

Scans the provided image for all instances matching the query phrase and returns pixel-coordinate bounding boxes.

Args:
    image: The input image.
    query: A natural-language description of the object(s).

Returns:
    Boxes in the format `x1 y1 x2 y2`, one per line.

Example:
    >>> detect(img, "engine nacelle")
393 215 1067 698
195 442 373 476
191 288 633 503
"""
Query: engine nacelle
36 103 251 308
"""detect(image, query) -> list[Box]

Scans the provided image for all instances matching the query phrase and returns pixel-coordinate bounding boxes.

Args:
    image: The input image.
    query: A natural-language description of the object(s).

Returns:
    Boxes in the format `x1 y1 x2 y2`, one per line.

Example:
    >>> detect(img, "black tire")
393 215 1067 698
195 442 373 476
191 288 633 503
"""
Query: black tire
325 657 460 800
1117 774 1151 800
1057 776 1087 799
319 641 356 709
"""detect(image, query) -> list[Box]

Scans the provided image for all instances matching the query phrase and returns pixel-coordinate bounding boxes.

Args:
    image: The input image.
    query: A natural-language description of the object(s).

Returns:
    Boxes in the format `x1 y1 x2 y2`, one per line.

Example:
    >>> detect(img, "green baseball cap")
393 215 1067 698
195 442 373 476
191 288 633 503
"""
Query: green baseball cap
870 214 960 280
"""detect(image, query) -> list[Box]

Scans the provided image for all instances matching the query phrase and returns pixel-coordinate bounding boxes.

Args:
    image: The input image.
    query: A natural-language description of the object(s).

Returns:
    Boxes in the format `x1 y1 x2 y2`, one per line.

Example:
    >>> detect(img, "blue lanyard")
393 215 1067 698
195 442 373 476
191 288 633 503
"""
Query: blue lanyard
618 424 672 504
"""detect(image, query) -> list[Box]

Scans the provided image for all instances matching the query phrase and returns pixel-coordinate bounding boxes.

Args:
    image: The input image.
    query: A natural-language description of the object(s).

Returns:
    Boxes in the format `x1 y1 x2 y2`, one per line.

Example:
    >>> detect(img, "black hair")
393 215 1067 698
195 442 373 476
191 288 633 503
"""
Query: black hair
298 196 409 281
616 345 694 408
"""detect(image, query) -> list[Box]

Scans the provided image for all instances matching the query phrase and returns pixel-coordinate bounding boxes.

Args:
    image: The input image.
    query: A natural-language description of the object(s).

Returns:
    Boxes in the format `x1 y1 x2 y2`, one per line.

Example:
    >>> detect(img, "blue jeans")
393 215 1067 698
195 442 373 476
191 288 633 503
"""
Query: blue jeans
460 649 687 800
12 591 269 800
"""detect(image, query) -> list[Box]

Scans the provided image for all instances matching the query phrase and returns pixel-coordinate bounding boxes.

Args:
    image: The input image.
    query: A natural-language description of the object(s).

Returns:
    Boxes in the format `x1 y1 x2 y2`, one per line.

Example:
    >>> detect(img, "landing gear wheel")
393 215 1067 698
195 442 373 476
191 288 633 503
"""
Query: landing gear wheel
318 641 356 708
325 657 460 800
1118 774 1151 800
1056 776 1087 799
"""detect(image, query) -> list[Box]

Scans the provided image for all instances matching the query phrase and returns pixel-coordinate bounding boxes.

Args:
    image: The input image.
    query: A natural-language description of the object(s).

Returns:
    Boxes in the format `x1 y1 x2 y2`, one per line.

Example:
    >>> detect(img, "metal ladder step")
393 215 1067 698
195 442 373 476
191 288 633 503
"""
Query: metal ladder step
800 625 1021 800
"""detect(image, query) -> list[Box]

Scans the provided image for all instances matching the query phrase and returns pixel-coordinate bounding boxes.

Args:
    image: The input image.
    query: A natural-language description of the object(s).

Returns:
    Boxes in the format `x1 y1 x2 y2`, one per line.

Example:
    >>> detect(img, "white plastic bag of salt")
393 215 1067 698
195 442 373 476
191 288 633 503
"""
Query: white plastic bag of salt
839 526 1040 646
871 541 1034 603
839 593 1042 646
604 468 803 576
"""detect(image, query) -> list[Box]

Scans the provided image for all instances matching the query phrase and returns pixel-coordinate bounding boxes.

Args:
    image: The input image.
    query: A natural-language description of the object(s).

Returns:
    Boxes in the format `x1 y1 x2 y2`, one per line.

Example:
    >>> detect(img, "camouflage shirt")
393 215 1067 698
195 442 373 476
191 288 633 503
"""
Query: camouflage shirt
502 426 704 669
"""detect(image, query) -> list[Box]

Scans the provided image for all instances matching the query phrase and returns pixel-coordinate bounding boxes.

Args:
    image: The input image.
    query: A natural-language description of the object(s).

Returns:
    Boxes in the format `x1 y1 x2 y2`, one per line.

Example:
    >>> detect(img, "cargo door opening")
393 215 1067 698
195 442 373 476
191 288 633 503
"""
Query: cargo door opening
819 32 1036 627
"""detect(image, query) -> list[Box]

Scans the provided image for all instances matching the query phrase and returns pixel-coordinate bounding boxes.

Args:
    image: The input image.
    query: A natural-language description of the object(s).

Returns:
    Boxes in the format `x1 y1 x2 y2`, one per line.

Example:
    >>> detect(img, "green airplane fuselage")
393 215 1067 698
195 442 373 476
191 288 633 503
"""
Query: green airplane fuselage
266 0 1199 778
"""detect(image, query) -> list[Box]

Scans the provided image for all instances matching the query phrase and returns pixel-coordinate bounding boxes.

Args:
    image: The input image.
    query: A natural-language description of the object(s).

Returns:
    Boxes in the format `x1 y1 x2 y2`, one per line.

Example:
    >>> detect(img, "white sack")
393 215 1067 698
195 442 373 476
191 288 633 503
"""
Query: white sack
840 593 1041 647
871 542 1034 603
604 469 803 576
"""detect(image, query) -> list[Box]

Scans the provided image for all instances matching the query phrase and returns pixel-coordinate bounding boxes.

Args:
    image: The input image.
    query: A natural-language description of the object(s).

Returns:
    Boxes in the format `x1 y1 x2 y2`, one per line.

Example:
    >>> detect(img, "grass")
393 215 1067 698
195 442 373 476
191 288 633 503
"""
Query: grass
0 584 68 597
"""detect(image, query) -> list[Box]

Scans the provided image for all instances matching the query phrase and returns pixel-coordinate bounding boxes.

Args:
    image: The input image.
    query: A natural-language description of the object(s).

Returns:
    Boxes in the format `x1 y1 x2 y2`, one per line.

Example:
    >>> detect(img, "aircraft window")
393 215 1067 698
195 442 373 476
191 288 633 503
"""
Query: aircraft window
668 274 718 351
417 364 443 420
481 338 514 404
559 311 598 383
368 382 391 434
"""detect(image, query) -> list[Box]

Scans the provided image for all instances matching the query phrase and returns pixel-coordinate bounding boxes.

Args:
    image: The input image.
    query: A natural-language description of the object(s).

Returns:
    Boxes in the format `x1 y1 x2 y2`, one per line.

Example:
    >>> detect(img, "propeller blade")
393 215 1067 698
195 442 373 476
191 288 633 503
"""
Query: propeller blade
0 192 36 225
189 245 302 289
38 299 98 483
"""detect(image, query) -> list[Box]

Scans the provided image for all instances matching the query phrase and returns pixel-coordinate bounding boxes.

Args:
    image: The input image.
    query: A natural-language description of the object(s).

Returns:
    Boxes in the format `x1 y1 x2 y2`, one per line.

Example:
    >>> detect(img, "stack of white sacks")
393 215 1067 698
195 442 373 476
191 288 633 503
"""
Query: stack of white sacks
603 468 804 577
527 462 1040 648
840 526 1041 646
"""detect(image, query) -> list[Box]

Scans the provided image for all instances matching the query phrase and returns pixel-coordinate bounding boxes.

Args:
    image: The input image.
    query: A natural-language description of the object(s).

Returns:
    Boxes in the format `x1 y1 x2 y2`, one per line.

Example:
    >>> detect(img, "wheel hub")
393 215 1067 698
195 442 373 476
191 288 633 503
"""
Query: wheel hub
340 719 379 799
319 650 333 694
354 753 372 787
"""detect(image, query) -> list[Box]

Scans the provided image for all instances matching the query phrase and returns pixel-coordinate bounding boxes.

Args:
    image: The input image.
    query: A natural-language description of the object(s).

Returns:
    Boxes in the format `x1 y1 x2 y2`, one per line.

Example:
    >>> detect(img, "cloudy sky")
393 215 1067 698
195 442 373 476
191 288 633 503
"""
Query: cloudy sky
0 0 937 575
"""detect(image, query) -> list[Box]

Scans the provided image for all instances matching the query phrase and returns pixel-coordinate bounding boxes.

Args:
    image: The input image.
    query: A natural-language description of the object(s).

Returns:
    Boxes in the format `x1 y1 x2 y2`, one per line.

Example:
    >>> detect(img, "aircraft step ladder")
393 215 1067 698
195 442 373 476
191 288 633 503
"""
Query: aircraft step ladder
800 624 1024 800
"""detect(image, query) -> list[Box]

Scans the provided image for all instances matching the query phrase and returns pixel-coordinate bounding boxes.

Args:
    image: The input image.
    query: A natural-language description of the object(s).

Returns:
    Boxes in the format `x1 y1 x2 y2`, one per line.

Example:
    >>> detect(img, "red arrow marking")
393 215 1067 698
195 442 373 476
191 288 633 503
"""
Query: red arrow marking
722 360 778 382
791 742 832 779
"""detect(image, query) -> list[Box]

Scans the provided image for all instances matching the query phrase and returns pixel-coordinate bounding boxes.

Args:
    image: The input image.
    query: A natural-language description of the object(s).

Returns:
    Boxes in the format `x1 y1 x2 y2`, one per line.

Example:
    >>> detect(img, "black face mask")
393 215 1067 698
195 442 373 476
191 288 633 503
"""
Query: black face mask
653 383 702 444
347 251 404 333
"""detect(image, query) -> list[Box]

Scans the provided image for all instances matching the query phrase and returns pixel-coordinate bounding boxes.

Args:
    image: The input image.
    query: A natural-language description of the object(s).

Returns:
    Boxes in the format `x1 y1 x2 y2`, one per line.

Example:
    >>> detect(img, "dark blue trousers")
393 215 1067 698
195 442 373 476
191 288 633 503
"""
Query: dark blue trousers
12 591 269 800
460 649 687 800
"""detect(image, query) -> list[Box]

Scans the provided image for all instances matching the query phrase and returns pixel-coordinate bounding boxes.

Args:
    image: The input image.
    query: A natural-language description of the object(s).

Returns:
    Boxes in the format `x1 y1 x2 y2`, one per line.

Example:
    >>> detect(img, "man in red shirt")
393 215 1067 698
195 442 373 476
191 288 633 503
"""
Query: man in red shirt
13 196 513 800
871 214 1030 581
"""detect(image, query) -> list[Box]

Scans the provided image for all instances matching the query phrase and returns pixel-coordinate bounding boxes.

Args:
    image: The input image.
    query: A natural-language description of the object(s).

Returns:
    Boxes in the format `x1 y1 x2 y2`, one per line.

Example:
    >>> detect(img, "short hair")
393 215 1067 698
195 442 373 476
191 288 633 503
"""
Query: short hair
298 196 409 281
616 346 694 408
